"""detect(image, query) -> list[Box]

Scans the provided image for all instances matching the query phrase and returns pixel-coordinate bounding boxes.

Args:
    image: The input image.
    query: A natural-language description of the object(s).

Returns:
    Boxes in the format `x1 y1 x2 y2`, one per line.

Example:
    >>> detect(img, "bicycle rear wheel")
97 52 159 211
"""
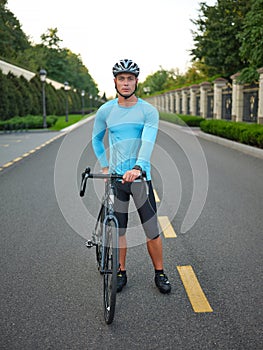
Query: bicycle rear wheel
103 218 118 324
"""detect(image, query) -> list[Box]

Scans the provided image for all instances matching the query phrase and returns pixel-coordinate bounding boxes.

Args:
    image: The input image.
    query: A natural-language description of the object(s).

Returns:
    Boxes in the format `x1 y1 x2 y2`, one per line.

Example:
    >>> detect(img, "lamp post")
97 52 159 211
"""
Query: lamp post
81 90 85 116
39 69 47 128
89 94 93 112
143 86 151 95
64 81 70 122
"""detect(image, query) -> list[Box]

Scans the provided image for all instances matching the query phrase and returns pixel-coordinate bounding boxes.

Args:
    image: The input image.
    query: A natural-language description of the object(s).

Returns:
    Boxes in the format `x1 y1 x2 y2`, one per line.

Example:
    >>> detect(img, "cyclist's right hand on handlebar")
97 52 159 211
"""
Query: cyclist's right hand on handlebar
122 169 141 184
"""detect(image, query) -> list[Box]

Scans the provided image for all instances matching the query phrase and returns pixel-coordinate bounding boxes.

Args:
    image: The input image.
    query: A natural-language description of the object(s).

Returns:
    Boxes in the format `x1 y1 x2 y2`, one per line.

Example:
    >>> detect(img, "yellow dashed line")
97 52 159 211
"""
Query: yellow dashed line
153 189 160 202
13 157 23 162
2 161 14 168
177 265 213 313
158 216 177 238
0 133 64 171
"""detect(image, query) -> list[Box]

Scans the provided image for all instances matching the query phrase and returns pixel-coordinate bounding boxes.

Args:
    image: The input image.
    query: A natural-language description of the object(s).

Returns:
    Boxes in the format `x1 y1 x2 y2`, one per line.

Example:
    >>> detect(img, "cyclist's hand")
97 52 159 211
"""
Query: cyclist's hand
101 167 109 182
101 167 109 174
122 169 141 183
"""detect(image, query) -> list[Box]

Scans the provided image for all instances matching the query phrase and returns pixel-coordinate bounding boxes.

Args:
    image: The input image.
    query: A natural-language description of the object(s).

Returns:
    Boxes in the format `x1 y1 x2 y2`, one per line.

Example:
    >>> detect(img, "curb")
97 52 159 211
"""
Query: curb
160 120 263 160
195 130 263 160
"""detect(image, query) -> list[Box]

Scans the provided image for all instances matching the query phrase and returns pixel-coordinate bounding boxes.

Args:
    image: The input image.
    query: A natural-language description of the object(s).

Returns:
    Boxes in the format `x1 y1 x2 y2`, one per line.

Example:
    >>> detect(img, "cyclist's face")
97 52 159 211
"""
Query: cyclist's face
115 73 138 96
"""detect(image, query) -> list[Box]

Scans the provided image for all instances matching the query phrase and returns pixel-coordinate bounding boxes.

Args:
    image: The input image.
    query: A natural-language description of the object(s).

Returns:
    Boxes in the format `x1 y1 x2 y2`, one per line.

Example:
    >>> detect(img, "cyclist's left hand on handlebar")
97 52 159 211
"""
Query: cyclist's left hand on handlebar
122 169 141 184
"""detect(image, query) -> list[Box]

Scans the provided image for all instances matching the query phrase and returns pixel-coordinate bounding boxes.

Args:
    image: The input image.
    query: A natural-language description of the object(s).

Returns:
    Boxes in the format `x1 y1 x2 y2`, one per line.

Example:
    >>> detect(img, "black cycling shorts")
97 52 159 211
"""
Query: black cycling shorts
113 180 159 240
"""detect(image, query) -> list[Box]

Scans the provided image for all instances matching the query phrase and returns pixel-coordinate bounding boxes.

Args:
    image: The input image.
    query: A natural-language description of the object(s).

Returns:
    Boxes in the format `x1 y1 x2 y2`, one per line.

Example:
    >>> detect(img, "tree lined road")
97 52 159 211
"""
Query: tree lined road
0 120 262 349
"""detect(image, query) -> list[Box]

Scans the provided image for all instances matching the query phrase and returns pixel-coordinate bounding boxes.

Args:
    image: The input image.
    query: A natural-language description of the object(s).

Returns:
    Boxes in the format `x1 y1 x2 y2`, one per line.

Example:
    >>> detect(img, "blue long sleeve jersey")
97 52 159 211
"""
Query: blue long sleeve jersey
92 98 159 180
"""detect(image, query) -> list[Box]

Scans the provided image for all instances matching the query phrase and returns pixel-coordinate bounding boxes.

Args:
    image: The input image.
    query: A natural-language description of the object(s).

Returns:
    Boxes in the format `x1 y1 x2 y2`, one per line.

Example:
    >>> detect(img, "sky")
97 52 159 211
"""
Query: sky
7 0 216 97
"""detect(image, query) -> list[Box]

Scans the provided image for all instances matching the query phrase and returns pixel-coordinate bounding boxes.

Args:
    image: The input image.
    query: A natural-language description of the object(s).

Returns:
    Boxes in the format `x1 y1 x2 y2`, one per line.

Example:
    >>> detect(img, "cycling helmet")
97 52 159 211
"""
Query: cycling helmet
112 59 140 77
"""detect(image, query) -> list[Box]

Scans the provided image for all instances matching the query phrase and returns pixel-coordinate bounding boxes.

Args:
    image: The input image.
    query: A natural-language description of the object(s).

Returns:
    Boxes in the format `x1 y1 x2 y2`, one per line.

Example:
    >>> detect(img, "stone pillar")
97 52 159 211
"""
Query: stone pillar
257 67 263 124
200 82 212 119
156 95 161 111
165 93 170 113
190 84 199 116
175 89 181 114
153 96 158 109
231 73 244 122
169 91 175 113
182 88 189 115
213 78 227 119
159 95 163 111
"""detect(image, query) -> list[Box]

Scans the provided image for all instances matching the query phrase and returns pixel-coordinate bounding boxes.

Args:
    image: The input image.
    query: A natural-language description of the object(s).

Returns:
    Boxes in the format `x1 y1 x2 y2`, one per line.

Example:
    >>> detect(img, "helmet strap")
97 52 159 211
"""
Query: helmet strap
115 83 137 99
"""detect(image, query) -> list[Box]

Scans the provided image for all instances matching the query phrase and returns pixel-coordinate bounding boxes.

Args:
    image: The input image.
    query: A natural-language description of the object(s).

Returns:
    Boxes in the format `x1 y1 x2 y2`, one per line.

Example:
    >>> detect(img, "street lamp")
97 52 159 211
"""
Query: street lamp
81 90 85 117
89 94 93 112
64 81 70 122
39 69 47 128
143 86 151 95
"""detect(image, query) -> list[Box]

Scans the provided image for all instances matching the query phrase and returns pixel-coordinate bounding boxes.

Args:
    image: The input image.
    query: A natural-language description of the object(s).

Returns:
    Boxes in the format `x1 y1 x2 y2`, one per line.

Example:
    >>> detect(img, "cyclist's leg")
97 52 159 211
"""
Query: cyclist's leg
131 181 163 269
113 182 130 270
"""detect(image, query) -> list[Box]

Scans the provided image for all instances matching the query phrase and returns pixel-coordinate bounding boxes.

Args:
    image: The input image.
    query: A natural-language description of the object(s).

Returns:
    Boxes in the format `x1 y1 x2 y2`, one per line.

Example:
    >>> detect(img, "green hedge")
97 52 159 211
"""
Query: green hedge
160 112 204 127
0 115 58 131
200 120 263 149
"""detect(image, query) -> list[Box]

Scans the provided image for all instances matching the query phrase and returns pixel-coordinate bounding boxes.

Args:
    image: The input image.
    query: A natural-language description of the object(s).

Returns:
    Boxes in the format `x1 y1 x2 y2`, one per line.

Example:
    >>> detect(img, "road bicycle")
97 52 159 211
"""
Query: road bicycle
80 167 123 324
80 167 146 324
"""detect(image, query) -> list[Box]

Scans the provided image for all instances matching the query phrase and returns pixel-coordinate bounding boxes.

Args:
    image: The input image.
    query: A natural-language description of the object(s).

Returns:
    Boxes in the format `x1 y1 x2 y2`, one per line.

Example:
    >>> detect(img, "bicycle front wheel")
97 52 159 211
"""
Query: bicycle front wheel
103 218 118 324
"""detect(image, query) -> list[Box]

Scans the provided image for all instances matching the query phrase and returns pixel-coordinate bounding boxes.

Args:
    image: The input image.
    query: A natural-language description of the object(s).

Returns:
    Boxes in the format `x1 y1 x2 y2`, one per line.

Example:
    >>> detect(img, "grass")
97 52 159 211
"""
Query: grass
49 114 92 131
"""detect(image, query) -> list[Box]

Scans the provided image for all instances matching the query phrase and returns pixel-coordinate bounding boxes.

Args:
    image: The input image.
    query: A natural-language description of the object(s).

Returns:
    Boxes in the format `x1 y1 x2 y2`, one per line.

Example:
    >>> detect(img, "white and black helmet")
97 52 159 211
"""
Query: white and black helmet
112 59 140 77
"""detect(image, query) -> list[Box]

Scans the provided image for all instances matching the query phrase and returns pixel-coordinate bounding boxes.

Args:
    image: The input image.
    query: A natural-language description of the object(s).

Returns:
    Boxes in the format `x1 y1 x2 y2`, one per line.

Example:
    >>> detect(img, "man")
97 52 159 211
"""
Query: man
92 59 171 294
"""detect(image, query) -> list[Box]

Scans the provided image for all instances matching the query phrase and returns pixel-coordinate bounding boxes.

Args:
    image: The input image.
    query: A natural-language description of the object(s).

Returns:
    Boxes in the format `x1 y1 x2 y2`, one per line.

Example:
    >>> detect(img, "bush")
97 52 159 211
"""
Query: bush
200 120 263 149
0 115 58 131
160 112 204 127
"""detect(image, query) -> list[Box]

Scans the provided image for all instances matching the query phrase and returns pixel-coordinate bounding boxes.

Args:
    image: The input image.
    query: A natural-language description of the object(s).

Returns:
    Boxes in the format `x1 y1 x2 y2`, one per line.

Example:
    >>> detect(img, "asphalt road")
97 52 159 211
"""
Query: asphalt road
0 120 262 350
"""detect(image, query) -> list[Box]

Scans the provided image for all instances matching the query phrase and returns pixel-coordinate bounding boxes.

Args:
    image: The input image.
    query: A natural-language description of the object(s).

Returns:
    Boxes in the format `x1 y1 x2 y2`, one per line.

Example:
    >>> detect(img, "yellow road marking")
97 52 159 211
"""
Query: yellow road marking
0 133 64 170
177 265 213 313
158 216 177 238
13 157 23 162
2 161 13 168
153 189 160 202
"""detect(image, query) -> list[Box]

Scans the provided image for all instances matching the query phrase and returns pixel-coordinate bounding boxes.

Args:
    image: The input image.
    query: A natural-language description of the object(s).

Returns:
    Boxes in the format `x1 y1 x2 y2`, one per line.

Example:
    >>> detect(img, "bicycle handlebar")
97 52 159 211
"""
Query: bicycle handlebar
79 167 146 197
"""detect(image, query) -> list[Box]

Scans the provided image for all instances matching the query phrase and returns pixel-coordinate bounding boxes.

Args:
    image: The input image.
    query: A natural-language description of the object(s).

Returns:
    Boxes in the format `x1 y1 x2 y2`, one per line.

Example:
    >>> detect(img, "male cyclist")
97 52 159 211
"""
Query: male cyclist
92 59 171 294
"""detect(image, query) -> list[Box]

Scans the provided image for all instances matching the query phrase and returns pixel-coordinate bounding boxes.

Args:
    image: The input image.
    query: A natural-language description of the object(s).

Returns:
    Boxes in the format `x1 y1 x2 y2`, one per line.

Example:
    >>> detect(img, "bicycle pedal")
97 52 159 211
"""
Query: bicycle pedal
85 240 94 248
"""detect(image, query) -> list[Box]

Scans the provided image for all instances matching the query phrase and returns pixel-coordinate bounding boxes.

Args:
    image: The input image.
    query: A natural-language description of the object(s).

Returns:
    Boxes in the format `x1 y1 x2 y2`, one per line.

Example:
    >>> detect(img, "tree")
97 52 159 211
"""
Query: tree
237 0 263 82
40 28 62 50
0 0 30 60
191 0 251 77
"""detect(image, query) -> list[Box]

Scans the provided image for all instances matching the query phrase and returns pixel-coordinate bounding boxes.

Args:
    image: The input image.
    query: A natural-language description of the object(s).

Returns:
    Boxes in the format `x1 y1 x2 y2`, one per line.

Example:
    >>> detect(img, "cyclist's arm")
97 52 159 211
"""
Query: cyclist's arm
136 108 159 169
92 111 109 169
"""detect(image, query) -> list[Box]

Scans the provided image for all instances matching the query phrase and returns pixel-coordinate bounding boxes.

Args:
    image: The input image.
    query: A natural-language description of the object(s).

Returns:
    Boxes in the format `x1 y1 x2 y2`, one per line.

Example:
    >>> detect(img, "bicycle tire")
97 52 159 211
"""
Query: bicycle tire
95 204 105 271
103 218 118 324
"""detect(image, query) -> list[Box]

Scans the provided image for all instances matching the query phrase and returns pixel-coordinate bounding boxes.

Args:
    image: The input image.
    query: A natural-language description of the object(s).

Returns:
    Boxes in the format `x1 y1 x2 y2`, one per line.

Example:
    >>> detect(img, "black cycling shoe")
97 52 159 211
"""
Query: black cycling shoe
155 272 171 294
117 271 127 293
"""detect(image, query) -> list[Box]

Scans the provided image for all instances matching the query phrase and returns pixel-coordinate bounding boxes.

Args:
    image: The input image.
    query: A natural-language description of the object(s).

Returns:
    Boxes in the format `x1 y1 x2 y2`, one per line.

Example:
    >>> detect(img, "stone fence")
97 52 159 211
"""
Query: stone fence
145 67 263 124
